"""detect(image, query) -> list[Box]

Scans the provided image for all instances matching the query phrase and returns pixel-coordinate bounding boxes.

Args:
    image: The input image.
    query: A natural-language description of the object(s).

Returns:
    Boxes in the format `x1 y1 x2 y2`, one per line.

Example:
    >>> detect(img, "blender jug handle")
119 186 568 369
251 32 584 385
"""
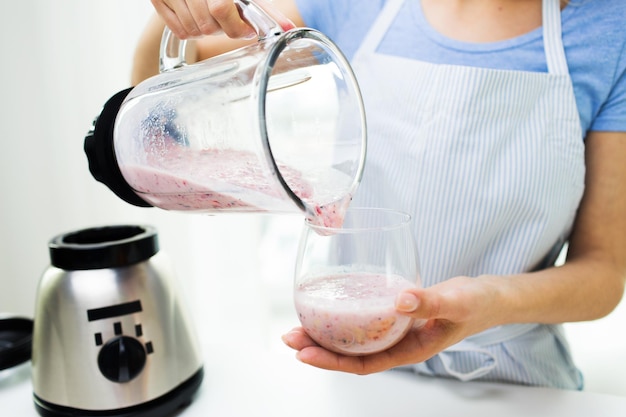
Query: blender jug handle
159 28 187 72
159 0 287 72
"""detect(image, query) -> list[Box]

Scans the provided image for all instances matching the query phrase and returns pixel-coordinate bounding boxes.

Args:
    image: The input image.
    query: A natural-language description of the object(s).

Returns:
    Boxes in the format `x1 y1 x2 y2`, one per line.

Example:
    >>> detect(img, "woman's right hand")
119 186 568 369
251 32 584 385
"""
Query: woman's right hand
150 0 296 40
150 0 255 39
133 0 301 84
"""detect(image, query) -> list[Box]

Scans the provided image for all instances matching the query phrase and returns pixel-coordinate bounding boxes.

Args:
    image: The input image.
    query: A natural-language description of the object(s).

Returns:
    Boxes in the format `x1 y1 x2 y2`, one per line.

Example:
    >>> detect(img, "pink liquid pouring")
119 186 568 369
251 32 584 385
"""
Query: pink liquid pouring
119 147 351 227
294 272 416 355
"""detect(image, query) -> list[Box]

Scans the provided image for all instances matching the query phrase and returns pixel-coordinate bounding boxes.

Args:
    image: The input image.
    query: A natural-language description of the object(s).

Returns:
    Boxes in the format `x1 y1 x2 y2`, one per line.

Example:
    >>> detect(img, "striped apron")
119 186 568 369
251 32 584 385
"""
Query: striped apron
351 0 585 388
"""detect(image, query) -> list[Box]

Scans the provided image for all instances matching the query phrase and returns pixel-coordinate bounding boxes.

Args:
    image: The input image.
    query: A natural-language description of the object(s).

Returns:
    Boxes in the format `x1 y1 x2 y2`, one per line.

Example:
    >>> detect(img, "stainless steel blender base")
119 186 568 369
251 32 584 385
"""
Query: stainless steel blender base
33 367 203 417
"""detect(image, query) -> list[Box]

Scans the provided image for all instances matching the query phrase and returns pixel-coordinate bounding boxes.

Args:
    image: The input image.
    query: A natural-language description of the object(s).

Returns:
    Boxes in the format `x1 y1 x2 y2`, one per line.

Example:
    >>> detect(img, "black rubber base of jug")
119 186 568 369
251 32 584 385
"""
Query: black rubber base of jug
84 87 152 208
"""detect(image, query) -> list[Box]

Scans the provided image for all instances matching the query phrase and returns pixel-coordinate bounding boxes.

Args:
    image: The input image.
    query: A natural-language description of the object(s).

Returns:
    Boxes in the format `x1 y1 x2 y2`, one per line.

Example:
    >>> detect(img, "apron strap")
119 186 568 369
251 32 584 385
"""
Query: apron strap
358 0 405 53
437 341 498 381
543 0 569 75
413 341 497 382
413 324 539 381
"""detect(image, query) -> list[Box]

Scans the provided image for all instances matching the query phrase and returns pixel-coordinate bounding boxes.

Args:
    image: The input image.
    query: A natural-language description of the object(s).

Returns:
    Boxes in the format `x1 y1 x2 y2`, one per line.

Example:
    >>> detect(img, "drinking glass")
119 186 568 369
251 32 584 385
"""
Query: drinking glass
293 207 421 355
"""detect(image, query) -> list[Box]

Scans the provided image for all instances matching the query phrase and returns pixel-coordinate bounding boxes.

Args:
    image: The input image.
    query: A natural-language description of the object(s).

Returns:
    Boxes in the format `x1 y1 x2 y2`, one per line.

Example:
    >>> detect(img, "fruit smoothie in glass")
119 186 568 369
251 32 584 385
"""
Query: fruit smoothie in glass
294 271 416 355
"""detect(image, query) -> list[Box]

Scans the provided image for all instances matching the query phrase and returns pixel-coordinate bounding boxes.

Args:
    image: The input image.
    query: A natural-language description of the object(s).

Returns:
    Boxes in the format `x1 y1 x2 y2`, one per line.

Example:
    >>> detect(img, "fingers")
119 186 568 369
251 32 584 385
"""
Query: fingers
281 328 369 374
282 327 419 375
187 0 214 34
281 327 317 351
296 347 372 374
254 0 296 31
151 0 255 39
208 0 257 38
150 1 183 38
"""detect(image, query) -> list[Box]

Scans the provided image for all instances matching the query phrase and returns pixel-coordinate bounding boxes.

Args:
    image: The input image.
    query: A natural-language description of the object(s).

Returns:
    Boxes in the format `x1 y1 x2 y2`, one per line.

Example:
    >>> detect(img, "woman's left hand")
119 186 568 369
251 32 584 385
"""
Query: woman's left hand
282 275 504 374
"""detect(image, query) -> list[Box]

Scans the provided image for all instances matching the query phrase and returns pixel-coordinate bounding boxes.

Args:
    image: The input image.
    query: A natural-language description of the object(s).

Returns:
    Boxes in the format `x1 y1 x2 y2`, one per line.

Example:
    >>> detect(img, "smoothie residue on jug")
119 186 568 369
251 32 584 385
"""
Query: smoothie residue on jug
119 145 352 228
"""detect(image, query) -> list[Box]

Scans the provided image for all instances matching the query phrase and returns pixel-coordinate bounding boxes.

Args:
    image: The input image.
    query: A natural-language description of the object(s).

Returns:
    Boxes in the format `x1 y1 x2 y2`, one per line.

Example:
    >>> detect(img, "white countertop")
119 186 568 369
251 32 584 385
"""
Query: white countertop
2 216 626 416
2 342 626 417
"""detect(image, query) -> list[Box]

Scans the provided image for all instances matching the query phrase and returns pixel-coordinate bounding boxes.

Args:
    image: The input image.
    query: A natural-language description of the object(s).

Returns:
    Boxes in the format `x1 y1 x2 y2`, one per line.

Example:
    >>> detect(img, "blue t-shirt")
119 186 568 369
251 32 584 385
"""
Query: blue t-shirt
295 0 626 136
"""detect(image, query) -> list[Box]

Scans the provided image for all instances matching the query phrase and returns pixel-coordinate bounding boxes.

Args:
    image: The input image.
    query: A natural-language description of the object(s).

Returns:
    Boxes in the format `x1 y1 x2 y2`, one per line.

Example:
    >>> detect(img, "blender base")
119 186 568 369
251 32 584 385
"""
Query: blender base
33 367 204 417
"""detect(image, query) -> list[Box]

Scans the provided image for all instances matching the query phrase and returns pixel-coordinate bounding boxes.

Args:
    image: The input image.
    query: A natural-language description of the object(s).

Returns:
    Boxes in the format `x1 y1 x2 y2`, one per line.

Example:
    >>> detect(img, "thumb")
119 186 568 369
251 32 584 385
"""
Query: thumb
395 291 420 313
395 288 443 320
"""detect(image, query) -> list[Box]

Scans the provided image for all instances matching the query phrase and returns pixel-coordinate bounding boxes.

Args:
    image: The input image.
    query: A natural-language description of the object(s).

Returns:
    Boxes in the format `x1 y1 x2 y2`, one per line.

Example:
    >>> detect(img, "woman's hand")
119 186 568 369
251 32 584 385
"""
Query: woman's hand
282 275 505 374
150 0 254 39
150 0 296 39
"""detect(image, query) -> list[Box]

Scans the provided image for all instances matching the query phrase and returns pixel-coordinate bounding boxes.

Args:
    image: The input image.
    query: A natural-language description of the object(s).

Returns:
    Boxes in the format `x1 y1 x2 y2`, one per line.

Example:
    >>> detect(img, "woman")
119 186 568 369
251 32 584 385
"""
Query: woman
133 0 626 389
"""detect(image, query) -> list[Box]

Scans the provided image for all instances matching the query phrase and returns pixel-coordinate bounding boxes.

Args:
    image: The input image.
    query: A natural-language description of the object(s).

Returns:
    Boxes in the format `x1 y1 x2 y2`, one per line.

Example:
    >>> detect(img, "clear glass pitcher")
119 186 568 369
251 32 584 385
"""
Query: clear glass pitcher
84 0 366 227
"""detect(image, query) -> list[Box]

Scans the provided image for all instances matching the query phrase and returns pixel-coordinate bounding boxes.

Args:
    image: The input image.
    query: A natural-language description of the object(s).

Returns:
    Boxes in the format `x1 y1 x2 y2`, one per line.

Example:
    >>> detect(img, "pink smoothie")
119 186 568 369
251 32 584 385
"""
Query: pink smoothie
119 147 351 227
294 272 415 355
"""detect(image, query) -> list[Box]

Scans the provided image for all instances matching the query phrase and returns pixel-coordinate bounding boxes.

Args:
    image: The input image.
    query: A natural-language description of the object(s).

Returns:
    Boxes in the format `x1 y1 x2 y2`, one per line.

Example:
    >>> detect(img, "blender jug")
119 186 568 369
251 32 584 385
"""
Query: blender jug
85 0 366 227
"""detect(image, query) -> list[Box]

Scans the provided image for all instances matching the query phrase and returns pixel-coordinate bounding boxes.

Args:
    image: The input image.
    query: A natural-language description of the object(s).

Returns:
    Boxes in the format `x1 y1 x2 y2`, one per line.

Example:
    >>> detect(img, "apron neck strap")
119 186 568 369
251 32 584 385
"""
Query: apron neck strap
543 0 569 75
358 0 405 53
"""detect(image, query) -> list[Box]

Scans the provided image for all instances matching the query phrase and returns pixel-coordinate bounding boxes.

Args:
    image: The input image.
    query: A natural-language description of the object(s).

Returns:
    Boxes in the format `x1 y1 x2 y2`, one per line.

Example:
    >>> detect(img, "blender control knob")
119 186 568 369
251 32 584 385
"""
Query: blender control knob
97 336 147 383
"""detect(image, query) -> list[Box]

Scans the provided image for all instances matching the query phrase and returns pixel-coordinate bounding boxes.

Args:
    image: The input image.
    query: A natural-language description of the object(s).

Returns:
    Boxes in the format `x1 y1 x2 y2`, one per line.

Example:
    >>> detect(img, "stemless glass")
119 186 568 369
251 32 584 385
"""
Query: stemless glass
293 207 421 356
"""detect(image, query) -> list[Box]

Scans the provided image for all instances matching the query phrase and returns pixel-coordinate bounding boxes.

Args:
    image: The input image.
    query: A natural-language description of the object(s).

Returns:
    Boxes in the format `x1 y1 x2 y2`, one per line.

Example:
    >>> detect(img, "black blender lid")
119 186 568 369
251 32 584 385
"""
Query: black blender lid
0 316 33 370
48 225 159 270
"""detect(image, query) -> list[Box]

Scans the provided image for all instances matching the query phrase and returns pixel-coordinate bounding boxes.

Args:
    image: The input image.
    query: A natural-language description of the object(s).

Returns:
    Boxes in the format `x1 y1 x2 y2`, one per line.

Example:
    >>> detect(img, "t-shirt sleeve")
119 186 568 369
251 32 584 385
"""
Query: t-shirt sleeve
292 0 384 60
294 0 346 35
590 44 626 132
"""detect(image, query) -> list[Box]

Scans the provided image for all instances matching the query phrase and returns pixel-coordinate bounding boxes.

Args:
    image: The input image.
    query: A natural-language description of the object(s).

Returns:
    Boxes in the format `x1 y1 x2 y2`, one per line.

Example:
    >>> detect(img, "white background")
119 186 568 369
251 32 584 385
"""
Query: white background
0 0 174 316
0 0 624 397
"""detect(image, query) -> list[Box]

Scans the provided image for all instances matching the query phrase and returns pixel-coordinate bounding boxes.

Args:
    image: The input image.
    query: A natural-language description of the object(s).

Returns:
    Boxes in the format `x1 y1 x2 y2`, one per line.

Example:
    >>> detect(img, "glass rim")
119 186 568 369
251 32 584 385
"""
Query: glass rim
305 207 412 233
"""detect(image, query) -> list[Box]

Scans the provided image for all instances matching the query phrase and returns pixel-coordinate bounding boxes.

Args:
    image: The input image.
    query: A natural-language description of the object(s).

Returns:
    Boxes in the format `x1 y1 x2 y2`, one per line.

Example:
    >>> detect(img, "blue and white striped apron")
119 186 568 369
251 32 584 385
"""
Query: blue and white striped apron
351 0 585 388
